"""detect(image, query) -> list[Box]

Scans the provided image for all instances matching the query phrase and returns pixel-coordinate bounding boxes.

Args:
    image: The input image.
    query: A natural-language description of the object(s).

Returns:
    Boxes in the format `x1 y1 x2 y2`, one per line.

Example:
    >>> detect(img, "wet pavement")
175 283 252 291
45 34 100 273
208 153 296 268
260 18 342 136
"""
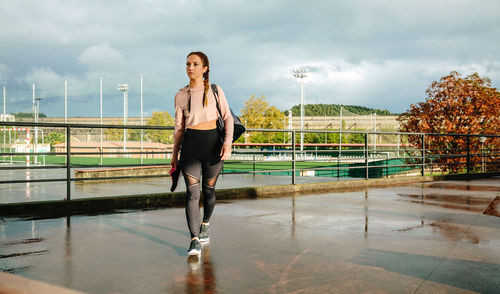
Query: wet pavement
0 178 499 293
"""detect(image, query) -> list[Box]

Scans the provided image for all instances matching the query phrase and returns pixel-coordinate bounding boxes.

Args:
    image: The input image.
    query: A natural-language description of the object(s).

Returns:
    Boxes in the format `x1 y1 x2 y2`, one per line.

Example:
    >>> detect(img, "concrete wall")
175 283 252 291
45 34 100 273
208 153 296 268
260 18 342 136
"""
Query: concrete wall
289 115 400 131
14 115 400 143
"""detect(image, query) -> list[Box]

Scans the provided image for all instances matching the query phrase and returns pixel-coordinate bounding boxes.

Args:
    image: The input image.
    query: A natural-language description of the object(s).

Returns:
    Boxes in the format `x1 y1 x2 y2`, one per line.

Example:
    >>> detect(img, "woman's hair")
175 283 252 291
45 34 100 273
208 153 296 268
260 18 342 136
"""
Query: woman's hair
187 51 210 107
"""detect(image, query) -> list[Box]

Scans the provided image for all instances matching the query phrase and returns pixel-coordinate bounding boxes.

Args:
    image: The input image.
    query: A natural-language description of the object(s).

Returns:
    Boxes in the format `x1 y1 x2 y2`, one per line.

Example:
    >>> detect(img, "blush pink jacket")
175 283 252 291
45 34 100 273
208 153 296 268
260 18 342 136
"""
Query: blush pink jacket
172 85 234 158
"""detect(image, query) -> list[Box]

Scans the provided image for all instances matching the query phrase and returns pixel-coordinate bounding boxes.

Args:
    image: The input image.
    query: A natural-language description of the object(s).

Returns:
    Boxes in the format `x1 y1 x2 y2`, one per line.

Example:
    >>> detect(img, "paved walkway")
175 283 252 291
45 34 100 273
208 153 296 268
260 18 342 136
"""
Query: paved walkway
0 178 499 293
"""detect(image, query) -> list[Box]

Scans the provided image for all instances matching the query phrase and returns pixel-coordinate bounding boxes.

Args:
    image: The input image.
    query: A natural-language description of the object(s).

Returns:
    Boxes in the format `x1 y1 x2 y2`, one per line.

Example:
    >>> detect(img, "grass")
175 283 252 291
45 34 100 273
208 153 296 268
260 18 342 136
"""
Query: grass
0 155 170 166
1 155 416 179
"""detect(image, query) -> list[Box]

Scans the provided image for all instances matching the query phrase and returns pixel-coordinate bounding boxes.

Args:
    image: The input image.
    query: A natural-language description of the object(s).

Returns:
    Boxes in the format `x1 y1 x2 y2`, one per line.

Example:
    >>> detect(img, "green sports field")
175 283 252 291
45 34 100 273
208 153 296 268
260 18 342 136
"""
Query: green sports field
224 158 415 178
1 155 415 179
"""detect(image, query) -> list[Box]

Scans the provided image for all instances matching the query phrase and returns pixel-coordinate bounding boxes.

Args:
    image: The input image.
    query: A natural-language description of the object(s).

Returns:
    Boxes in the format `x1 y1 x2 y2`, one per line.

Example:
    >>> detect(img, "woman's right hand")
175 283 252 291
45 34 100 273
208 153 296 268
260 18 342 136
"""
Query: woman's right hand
171 156 178 170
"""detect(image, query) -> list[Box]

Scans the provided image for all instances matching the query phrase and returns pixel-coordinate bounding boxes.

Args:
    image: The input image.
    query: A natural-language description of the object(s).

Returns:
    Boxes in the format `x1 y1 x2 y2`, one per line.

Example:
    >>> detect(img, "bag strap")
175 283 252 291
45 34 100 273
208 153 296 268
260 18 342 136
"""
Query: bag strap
185 85 191 112
211 84 223 119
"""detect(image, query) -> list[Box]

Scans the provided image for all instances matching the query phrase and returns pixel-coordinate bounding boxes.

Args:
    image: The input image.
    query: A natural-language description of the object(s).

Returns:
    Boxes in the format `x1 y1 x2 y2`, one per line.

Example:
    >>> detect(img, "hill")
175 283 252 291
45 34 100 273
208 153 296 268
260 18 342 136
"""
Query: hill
286 104 396 116
12 112 47 118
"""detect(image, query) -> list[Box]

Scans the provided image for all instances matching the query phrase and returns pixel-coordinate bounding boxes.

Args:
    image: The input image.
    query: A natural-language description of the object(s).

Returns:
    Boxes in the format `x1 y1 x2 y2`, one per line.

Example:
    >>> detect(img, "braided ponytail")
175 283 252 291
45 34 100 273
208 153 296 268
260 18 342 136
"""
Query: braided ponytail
203 66 210 106
187 51 210 107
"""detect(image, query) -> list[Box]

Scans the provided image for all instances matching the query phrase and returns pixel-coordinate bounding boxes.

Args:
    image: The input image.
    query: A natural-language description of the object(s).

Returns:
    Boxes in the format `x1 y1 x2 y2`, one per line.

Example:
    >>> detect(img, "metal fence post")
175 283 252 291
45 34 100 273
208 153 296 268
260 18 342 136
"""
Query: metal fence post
385 153 389 178
421 134 425 176
66 125 71 200
252 151 255 179
337 155 340 179
466 135 470 174
292 131 296 184
364 132 368 180
252 152 255 174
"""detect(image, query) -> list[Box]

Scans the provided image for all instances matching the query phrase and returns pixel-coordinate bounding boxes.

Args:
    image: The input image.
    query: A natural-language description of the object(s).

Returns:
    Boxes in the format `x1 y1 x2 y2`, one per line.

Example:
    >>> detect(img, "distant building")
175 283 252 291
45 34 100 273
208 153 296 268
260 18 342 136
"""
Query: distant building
53 141 172 159
289 115 400 131
0 114 15 122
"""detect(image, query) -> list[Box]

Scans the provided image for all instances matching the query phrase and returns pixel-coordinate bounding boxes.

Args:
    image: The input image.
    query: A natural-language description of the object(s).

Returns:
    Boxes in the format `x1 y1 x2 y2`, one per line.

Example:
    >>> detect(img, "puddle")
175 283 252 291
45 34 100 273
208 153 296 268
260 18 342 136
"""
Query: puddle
0 249 49 259
483 196 500 217
397 193 491 213
0 238 45 246
428 222 479 243
1 266 32 273
423 183 500 192
404 200 484 212
398 193 492 205
396 221 480 243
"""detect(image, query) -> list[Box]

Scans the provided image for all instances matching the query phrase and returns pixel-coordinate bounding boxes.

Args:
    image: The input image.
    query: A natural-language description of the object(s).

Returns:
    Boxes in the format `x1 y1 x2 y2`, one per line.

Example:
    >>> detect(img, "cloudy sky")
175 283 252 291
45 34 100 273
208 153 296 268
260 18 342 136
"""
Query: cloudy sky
1 0 499 117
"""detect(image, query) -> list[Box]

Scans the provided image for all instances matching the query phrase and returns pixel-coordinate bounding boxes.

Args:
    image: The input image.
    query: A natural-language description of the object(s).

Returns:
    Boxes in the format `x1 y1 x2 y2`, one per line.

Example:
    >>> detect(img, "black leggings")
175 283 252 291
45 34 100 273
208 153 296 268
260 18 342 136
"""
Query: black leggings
180 128 223 239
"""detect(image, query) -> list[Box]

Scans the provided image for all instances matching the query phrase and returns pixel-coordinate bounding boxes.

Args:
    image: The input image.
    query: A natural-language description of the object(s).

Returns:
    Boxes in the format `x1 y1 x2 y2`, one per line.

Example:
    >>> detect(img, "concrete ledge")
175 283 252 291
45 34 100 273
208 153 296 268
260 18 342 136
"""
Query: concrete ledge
74 165 170 183
1 172 498 219
0 271 86 294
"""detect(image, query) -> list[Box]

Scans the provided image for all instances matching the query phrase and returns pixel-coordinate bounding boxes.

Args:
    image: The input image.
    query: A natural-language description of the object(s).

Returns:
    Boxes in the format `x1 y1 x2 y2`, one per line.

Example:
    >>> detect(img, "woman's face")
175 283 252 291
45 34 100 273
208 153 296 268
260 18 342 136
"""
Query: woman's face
186 54 207 80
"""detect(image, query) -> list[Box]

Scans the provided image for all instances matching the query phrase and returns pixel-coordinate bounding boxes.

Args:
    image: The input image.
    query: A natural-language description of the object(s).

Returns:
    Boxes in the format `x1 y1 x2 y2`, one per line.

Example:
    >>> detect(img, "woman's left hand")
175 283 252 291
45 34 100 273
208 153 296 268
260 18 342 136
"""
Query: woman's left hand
220 144 232 160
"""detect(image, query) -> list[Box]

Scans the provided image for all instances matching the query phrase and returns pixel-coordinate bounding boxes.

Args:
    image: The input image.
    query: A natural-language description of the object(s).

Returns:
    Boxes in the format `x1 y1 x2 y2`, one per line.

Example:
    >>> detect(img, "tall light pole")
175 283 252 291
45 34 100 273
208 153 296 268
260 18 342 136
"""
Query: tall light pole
140 74 144 164
100 77 103 165
31 83 35 166
3 86 5 117
2 86 5 159
293 67 308 152
288 110 292 144
283 114 286 144
64 80 68 123
34 97 43 164
339 106 343 158
117 83 128 156
373 112 377 152
32 83 35 121
63 80 68 166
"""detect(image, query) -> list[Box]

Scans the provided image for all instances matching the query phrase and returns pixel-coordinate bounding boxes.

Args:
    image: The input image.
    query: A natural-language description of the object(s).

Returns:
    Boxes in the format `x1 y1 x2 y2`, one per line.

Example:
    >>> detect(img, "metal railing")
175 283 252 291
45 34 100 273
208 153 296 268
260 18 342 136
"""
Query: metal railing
231 128 499 182
0 121 498 202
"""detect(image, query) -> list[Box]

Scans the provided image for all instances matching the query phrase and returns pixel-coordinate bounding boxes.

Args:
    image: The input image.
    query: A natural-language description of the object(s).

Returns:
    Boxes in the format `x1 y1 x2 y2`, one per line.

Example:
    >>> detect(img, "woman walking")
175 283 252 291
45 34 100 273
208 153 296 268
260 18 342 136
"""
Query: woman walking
171 51 234 256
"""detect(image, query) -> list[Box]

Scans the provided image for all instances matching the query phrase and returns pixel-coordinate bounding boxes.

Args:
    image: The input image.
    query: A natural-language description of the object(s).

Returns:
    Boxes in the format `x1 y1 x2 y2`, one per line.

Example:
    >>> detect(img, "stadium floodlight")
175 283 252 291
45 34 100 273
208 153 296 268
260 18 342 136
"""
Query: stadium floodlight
3 86 5 116
292 67 308 152
117 83 129 155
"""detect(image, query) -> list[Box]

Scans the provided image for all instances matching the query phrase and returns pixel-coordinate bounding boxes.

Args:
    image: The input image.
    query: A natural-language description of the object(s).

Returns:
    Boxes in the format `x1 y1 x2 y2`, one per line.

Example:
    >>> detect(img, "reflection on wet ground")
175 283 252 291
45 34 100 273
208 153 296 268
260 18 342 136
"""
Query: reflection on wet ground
396 180 500 215
396 221 480 243
182 246 217 294
0 237 47 273
423 179 500 192
0 178 499 293
483 196 500 217
396 193 491 213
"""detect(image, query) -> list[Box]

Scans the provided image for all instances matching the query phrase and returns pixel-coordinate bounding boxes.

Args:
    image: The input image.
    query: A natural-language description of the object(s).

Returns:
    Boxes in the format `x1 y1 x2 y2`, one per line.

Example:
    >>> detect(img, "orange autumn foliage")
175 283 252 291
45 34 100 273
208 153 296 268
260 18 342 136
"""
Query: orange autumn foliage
398 71 499 172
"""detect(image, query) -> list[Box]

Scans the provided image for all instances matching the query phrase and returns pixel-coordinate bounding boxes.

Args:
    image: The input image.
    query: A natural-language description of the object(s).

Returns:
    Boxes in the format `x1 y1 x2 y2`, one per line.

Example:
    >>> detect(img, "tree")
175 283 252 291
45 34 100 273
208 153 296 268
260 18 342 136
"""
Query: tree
241 95 285 143
104 128 124 141
242 95 268 129
287 104 393 116
46 132 65 146
398 71 500 172
146 111 174 144
12 112 47 118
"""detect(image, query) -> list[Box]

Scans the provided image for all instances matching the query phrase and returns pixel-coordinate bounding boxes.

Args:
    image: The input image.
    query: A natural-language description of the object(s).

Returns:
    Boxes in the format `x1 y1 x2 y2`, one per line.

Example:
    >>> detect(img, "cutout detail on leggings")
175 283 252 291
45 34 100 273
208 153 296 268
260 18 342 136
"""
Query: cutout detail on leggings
184 172 200 188
203 175 219 189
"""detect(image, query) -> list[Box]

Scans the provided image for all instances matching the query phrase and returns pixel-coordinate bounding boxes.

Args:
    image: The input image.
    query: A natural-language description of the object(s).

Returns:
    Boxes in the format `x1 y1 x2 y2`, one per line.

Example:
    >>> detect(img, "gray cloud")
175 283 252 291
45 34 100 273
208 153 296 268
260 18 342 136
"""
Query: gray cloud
1 0 499 117
78 43 127 73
